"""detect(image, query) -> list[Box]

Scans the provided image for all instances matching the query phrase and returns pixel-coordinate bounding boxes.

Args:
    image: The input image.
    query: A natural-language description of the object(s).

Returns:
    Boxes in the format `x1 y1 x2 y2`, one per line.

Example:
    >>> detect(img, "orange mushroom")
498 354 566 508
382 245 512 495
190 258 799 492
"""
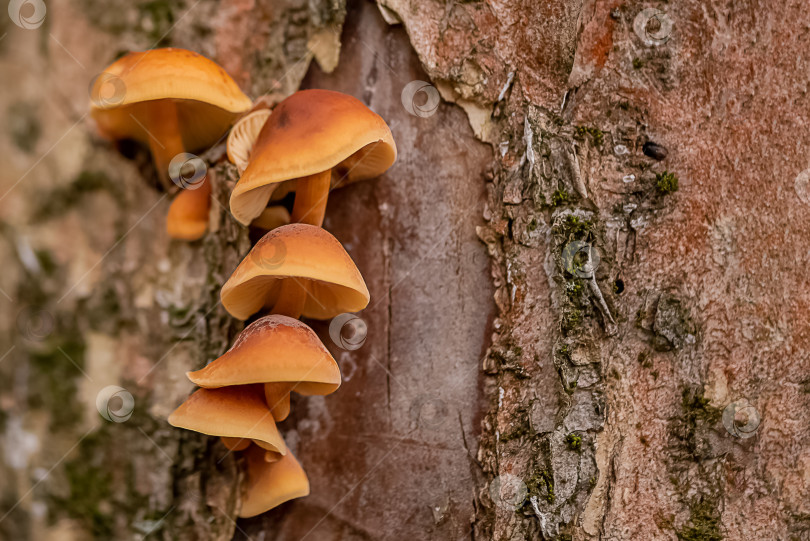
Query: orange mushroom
168 385 286 459
90 48 252 240
186 314 341 422
168 388 310 516
224 105 359 209
165 155 213 240
162 90 390 521
240 444 309 518
229 89 397 227
219 223 369 320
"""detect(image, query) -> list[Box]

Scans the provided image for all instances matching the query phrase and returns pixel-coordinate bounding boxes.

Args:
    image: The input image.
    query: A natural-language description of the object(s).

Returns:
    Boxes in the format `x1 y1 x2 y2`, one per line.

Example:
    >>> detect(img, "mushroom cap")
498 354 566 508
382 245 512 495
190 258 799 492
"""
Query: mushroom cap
166 174 212 240
240 445 309 518
186 314 341 395
220 223 369 320
168 385 286 455
90 48 252 151
229 89 397 225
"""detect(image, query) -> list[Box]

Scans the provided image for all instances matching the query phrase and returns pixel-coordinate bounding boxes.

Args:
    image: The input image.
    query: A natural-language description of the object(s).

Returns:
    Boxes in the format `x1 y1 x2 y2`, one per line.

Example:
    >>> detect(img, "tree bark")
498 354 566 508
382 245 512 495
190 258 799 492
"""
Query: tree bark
2 0 809 540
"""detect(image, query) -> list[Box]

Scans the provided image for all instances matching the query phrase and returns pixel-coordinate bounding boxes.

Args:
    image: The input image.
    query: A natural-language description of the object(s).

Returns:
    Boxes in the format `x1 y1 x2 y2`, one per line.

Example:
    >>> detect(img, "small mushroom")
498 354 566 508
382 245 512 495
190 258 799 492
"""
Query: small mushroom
240 444 310 518
229 89 397 227
90 48 252 240
167 385 286 457
220 223 369 320
226 108 272 174
186 314 341 421
166 171 213 240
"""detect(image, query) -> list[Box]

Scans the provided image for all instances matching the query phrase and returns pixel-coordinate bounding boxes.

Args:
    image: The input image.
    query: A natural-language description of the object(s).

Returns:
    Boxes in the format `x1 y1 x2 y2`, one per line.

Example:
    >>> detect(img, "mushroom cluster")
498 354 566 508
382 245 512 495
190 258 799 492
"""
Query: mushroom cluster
166 89 396 516
91 49 397 517
168 315 337 516
91 48 253 240
91 48 396 516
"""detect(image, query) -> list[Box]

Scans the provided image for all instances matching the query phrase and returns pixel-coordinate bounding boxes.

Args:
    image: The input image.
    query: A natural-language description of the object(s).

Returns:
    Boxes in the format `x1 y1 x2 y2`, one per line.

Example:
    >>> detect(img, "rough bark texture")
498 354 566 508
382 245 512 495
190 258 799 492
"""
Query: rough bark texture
2 0 809 540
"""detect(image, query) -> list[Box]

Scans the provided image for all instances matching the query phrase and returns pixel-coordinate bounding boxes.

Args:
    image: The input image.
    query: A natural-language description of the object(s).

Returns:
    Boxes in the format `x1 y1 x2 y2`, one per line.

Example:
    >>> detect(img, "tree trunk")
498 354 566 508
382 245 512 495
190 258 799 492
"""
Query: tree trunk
1 0 808 540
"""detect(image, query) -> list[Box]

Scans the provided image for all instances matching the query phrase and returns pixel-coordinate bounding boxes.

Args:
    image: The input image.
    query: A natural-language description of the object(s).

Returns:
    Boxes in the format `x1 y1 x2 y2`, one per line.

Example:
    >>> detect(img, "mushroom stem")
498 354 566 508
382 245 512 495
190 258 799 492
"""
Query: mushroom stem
270 279 307 319
264 382 295 421
221 436 250 451
145 99 185 192
290 169 331 226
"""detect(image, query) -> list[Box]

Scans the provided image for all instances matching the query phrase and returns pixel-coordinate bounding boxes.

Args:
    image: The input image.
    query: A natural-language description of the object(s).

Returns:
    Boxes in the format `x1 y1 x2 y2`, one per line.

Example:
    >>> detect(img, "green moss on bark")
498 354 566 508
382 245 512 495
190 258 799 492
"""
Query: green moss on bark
676 498 723 541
